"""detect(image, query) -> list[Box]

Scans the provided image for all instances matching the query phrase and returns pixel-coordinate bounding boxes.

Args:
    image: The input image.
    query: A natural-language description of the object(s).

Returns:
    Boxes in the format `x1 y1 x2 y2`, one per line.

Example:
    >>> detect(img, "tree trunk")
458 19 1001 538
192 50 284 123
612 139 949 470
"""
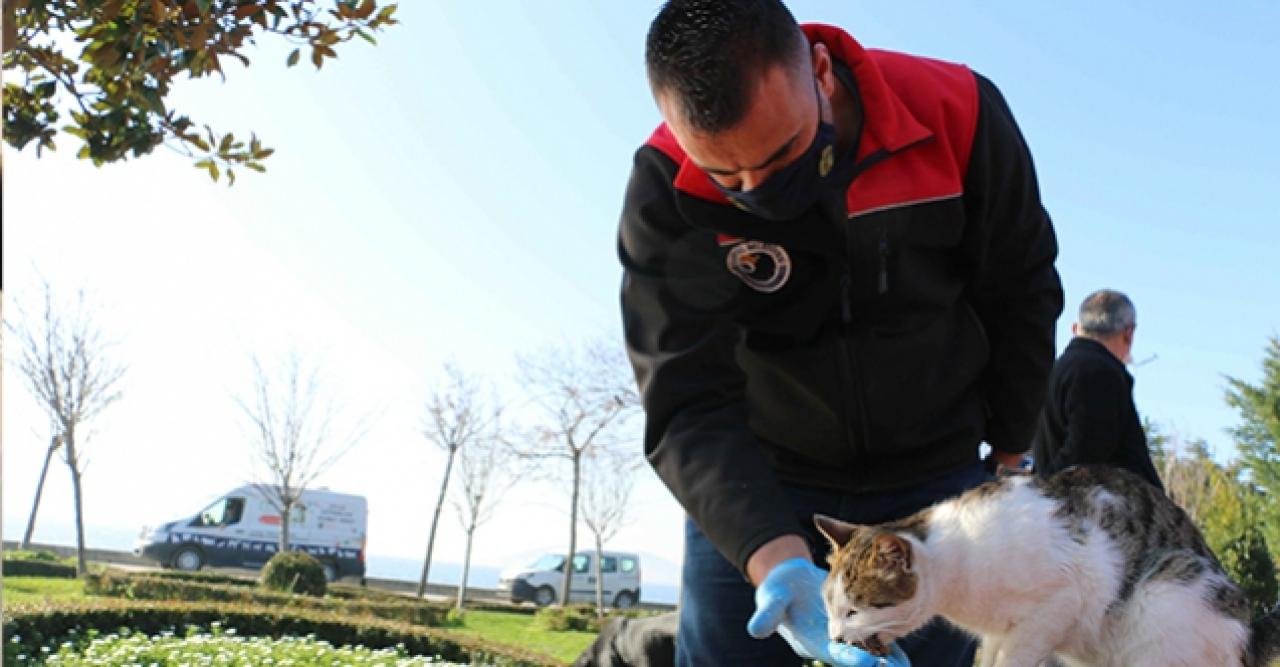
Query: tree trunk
21 435 59 549
281 503 291 554
65 430 88 577
418 445 458 598
457 525 475 611
561 451 581 606
594 533 605 617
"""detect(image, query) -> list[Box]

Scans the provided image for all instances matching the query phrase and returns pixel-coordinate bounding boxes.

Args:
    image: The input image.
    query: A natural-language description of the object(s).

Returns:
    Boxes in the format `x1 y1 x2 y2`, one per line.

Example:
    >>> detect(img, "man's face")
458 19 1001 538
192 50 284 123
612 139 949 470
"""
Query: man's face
658 62 821 193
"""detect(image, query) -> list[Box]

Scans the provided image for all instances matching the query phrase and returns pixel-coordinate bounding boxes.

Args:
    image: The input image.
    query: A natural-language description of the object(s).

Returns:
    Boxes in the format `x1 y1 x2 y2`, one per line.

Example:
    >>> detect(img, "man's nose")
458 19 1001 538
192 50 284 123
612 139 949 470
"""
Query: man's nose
738 167 775 192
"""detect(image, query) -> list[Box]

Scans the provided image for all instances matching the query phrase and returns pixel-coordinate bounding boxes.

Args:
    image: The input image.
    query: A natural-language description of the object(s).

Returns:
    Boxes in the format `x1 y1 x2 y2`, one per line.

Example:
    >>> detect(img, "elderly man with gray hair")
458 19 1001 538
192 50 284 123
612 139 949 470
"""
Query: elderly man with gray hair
1031 289 1164 489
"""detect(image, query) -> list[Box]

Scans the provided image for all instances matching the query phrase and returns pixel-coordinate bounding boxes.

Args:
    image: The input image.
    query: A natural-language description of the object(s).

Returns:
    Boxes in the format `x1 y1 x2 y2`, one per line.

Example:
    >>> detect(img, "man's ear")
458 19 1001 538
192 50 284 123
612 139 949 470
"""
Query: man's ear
873 533 913 571
810 41 836 98
814 514 859 550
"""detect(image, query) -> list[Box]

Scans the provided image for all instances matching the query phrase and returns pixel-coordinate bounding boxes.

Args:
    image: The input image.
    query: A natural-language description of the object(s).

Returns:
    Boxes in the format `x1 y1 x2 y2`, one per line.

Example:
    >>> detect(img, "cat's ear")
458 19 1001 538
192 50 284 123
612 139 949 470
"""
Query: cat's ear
814 514 858 550
873 533 913 571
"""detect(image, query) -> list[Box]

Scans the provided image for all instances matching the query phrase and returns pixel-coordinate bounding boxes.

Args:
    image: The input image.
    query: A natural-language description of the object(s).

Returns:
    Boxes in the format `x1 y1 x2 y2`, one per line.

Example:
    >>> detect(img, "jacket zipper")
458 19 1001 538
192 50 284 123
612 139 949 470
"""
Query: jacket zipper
838 268 872 467
877 225 890 295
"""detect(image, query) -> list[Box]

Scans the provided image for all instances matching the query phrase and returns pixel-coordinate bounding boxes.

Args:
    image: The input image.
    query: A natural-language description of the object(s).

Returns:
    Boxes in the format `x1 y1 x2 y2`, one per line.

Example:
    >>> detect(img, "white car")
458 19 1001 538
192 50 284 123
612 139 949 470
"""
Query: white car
498 551 641 608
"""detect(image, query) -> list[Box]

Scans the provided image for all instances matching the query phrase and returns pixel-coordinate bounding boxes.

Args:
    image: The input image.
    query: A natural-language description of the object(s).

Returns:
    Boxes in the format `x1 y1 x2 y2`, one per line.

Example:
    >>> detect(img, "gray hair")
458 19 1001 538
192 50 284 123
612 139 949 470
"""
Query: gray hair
1077 289 1136 337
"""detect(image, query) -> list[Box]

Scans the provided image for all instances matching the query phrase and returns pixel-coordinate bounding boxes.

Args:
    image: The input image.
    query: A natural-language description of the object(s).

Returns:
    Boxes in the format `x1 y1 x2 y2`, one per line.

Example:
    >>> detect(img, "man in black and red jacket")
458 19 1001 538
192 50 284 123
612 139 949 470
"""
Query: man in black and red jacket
619 1 1063 665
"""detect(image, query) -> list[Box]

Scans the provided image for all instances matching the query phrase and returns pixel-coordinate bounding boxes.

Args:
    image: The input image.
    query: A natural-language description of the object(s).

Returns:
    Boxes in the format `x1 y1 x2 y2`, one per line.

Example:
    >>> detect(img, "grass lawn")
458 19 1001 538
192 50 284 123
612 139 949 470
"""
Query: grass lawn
451 609 595 664
3 576 88 605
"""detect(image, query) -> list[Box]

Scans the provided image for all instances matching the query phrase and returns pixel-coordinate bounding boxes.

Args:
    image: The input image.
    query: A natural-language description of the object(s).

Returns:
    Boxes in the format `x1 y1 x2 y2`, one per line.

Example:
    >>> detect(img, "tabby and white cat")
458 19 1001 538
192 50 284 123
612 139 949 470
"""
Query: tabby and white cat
815 465 1280 667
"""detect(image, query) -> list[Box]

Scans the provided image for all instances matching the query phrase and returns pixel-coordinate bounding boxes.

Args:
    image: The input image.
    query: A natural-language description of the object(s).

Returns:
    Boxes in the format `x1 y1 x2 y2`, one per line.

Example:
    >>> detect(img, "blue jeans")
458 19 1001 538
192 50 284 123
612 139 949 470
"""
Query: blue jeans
676 462 988 666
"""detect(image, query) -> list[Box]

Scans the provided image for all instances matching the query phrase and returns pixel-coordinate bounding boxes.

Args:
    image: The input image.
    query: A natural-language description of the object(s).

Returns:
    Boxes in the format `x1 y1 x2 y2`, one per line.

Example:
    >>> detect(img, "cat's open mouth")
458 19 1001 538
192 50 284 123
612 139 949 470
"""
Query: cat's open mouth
850 634 890 657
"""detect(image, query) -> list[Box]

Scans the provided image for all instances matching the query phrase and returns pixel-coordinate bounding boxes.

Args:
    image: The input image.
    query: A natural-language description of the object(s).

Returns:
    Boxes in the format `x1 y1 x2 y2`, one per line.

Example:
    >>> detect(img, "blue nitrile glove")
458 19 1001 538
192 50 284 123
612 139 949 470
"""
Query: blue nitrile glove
746 558 910 667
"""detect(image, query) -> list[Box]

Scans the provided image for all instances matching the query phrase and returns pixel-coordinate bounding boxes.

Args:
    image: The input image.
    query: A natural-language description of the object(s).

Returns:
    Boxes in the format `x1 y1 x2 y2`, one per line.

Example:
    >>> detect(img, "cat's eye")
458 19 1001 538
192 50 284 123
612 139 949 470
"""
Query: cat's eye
870 603 892 609
845 610 857 618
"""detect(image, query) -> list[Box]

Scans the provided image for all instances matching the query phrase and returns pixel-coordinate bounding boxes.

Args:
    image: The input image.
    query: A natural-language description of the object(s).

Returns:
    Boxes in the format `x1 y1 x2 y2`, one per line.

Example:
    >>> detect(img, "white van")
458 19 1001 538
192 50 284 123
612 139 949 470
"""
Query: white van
134 485 367 582
498 551 641 608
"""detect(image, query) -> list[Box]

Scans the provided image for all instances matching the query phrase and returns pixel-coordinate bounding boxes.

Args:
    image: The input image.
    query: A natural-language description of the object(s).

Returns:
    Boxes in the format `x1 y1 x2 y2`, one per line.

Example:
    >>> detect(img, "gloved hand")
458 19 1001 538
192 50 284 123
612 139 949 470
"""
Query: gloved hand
746 558 910 667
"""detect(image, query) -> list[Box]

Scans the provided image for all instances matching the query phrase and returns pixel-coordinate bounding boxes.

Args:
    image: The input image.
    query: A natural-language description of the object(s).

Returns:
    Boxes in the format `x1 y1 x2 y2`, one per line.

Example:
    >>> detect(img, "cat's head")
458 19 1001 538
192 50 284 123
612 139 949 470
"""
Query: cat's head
814 514 927 657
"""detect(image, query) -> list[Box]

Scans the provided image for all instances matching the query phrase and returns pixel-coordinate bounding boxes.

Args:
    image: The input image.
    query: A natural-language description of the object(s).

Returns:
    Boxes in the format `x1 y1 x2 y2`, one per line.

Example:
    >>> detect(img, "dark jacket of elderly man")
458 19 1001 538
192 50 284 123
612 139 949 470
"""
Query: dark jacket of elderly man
1032 289 1164 490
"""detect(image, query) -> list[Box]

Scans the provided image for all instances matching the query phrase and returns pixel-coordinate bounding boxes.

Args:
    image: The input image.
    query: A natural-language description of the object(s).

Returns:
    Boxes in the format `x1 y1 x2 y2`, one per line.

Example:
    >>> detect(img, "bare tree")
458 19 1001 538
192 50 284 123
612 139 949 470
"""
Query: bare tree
237 352 365 555
517 338 639 605
580 449 642 614
1160 435 1218 523
9 284 126 574
20 432 62 550
450 413 514 611
417 364 492 598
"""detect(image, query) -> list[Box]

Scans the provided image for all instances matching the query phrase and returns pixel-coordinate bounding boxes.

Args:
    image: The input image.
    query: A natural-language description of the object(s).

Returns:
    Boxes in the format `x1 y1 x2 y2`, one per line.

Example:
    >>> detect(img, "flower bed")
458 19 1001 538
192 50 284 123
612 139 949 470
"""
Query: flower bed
19 625 471 666
2 600 562 667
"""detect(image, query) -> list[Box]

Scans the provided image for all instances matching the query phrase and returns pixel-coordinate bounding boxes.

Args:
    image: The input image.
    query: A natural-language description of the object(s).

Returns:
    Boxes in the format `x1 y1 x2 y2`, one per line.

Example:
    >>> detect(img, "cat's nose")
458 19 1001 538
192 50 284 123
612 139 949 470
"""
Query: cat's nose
828 620 843 642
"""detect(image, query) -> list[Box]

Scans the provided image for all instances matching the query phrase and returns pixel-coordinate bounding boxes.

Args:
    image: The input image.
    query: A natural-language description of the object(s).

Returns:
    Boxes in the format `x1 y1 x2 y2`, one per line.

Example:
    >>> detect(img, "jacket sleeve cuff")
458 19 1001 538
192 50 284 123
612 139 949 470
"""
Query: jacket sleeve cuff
730 522 812 580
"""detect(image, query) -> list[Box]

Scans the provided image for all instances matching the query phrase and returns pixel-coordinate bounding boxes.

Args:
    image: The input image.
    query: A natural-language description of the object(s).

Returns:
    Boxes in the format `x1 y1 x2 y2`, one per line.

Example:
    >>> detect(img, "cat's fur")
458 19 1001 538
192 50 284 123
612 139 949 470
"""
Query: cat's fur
816 465 1280 667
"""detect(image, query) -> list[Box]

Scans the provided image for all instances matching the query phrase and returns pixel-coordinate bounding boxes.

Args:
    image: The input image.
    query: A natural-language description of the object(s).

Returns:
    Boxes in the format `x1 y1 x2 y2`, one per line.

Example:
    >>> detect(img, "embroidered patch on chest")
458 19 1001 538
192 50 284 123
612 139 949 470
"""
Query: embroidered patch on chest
720 238 792 293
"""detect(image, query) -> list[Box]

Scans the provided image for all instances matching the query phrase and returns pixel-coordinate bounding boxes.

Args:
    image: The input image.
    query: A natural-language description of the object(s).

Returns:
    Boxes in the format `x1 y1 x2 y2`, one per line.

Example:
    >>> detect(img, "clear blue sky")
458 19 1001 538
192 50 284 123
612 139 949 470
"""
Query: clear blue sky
4 2 1278 590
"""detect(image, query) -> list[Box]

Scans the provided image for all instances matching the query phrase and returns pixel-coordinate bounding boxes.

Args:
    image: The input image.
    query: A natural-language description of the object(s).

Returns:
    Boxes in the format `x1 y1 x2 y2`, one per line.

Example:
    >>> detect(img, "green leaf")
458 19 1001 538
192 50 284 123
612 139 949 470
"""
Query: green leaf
354 29 376 46
195 0 211 15
287 49 300 67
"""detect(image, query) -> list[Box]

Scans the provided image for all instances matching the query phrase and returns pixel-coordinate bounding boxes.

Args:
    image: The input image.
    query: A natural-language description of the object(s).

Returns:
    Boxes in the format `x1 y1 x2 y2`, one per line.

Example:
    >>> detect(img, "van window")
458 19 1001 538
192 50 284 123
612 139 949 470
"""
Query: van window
222 498 245 526
600 556 618 573
620 557 637 574
572 554 590 574
531 554 566 572
194 497 245 527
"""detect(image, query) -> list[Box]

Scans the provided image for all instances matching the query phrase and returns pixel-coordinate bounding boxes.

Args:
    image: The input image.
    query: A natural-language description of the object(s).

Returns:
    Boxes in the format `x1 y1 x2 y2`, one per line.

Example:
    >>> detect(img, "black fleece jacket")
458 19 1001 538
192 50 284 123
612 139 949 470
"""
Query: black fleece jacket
618 24 1064 574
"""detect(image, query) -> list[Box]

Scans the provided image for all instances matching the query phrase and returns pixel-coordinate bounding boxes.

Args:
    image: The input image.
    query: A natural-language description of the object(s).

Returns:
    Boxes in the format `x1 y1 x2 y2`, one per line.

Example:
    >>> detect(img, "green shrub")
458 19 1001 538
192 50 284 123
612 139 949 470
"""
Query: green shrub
85 570 452 627
2 559 78 578
326 582 411 602
260 551 326 597
3 549 70 563
534 604 604 633
1220 527 1280 618
1 600 561 667
141 570 255 587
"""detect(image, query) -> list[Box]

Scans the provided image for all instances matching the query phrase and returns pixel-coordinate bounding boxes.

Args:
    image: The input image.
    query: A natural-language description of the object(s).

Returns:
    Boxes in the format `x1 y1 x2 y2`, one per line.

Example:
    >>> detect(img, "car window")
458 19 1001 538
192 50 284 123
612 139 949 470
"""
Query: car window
223 497 245 526
194 497 229 527
572 554 590 574
620 557 637 574
531 554 565 571
600 556 618 573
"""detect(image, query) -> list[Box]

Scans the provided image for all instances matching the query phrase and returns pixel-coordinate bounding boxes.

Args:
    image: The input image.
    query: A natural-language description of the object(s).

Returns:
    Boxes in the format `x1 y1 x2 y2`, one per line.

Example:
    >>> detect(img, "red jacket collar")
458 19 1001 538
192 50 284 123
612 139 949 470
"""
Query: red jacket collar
651 23 934 205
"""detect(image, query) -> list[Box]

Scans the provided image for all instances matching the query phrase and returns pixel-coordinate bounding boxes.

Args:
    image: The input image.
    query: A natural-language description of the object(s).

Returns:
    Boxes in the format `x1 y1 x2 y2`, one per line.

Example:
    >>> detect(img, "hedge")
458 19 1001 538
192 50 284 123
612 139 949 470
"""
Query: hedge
139 570 256 587
1 560 78 579
532 605 654 633
85 571 454 627
1 599 563 667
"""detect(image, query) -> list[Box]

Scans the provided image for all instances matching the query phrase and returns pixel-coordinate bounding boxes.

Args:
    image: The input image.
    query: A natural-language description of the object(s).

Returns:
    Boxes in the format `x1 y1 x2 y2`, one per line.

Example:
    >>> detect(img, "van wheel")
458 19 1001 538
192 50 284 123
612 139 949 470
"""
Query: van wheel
320 561 338 583
533 586 556 607
613 591 637 609
173 546 204 572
